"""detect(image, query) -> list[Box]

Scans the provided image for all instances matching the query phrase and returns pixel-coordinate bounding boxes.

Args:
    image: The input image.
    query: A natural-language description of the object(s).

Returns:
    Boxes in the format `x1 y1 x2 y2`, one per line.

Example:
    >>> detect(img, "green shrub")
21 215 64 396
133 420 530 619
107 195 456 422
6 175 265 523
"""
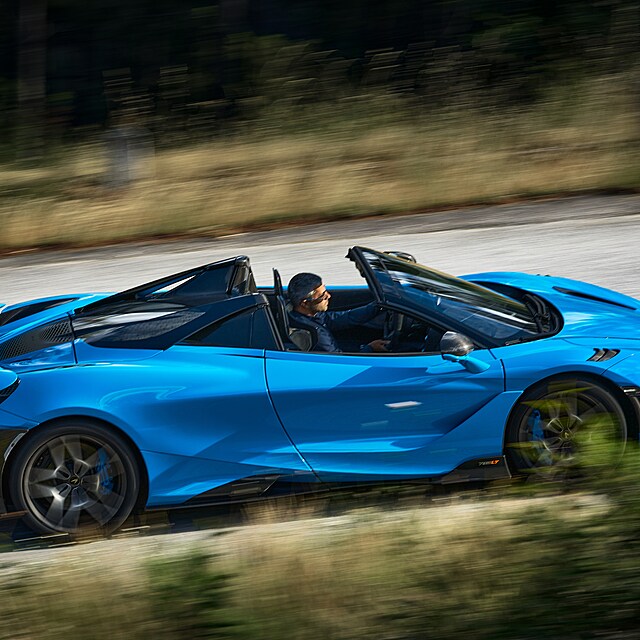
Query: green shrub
145 550 237 639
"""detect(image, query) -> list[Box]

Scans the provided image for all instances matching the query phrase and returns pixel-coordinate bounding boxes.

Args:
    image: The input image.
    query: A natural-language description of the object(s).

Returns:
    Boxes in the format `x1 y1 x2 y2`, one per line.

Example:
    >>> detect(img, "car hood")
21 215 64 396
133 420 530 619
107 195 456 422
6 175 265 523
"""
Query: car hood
461 272 640 340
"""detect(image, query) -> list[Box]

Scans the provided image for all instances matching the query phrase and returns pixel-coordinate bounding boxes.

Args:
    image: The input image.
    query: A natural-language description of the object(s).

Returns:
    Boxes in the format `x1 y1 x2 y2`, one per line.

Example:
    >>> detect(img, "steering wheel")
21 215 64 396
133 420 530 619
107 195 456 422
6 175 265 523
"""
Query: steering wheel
422 327 444 352
383 310 403 350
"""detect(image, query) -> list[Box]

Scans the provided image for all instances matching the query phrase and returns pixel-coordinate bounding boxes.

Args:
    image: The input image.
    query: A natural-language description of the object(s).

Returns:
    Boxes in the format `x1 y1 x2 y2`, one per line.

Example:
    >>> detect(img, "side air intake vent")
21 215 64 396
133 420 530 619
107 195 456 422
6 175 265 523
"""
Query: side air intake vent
0 319 73 362
587 348 620 362
553 286 636 310
0 379 19 404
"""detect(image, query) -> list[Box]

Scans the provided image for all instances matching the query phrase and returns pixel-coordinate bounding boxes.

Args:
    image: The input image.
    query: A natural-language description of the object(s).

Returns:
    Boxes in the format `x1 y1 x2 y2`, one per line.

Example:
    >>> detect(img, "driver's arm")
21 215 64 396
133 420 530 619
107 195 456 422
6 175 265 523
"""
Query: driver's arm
324 302 382 331
325 303 389 352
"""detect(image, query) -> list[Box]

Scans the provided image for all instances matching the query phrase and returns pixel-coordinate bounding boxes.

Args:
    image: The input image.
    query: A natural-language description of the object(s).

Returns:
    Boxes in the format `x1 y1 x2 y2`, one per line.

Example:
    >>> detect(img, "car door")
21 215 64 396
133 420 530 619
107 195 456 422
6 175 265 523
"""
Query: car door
130 343 314 505
70 299 315 506
265 348 505 482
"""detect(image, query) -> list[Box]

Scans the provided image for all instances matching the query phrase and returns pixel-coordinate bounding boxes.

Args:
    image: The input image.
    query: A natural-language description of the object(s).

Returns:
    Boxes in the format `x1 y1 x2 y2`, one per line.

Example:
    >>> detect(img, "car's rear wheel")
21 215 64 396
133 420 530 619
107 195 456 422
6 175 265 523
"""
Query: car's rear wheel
8 421 139 536
506 377 627 477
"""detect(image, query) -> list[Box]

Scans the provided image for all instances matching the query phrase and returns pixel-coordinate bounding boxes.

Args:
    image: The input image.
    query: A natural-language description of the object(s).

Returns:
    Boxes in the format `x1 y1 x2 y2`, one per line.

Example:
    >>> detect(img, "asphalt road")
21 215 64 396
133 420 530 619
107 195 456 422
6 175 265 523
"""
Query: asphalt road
1 193 640 305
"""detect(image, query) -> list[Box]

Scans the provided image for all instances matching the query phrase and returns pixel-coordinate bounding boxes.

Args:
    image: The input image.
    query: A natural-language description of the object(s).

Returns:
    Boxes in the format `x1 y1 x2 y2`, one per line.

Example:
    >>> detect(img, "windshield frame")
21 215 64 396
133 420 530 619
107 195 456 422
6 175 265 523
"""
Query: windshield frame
347 246 541 348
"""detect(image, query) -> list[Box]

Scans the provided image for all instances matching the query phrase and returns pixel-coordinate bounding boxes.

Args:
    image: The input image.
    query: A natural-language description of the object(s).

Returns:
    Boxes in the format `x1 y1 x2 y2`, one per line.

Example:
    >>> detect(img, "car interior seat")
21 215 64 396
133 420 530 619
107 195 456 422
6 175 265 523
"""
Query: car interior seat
272 269 314 351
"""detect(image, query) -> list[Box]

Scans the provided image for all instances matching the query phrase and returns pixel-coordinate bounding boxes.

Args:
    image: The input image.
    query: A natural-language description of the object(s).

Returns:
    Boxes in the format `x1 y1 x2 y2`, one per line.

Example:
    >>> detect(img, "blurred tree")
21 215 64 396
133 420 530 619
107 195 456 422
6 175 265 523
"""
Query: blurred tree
16 0 47 160
220 0 249 32
3 0 640 149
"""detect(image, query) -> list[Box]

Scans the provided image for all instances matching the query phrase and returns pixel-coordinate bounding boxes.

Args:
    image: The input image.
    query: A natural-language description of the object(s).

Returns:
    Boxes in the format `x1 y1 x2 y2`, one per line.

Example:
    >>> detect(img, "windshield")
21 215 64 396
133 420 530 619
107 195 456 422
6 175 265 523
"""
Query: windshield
359 249 539 345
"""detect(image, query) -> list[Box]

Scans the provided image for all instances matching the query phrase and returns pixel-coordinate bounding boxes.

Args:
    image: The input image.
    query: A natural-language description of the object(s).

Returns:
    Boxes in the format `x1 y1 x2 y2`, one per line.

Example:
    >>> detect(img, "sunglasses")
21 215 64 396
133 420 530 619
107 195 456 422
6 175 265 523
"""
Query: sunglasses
304 289 330 304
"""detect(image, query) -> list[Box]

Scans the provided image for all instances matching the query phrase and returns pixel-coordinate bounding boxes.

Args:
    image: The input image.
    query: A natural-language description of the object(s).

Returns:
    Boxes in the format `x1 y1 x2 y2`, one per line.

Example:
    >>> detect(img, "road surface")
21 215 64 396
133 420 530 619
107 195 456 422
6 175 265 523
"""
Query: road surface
1 194 639 304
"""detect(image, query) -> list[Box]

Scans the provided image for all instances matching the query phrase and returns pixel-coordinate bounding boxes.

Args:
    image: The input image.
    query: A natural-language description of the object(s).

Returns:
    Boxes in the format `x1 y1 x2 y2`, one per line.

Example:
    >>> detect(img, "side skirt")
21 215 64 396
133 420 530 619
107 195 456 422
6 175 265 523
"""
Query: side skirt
437 456 511 485
149 456 512 511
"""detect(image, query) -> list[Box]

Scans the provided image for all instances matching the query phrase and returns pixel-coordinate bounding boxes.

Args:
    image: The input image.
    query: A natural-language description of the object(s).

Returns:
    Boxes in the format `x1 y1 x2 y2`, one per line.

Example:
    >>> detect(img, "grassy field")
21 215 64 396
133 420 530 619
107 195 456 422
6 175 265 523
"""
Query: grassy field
1 74 639 252
0 488 631 639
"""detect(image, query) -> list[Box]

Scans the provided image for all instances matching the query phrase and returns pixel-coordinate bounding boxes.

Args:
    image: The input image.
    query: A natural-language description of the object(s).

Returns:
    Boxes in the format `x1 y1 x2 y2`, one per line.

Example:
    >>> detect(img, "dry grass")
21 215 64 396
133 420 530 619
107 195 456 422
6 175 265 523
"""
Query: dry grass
0 492 614 639
1 74 639 251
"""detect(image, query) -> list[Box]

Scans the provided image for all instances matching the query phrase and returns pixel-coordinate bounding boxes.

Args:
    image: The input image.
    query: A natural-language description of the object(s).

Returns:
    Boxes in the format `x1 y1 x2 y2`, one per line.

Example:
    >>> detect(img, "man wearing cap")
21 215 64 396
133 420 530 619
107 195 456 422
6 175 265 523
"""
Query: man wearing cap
287 272 390 353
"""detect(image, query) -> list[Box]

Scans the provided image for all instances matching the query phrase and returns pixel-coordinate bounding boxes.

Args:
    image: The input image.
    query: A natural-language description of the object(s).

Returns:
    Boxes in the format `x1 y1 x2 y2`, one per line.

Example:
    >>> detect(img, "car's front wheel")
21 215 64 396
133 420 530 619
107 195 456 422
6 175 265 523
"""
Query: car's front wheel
506 377 628 477
8 421 140 536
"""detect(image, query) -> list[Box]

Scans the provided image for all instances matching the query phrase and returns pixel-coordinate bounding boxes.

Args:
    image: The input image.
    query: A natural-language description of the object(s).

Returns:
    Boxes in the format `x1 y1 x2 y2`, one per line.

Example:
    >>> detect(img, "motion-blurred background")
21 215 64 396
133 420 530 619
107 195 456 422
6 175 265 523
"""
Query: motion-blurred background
4 6 640 639
1 0 639 250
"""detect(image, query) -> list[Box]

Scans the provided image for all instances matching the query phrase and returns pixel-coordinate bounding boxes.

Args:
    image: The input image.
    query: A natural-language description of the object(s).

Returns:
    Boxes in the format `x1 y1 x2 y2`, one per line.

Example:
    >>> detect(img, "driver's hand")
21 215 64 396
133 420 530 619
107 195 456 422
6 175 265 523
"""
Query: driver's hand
368 339 391 352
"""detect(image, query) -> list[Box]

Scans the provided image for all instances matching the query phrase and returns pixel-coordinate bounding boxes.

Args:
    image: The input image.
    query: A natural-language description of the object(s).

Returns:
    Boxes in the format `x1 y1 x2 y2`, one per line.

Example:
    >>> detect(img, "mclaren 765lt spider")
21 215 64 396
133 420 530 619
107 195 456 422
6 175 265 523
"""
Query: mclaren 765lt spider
0 246 638 535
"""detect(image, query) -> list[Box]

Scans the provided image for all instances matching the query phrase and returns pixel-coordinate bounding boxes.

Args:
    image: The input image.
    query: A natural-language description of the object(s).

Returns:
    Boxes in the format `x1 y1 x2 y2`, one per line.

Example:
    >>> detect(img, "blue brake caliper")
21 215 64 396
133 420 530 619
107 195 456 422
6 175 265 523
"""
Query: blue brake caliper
530 409 544 441
528 409 551 464
96 448 113 496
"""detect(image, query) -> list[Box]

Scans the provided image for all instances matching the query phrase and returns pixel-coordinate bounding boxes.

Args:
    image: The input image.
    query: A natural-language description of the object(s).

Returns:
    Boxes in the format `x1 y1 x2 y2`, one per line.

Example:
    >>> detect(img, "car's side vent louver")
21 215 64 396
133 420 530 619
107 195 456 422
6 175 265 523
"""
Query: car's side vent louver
553 286 636 310
0 379 19 404
587 348 620 362
0 319 73 362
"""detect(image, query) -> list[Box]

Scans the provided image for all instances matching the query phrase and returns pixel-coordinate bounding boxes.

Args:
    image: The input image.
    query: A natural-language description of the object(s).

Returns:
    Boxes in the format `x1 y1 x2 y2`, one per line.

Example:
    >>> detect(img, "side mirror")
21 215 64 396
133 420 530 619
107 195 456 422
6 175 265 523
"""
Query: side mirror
440 332 490 373
440 331 474 356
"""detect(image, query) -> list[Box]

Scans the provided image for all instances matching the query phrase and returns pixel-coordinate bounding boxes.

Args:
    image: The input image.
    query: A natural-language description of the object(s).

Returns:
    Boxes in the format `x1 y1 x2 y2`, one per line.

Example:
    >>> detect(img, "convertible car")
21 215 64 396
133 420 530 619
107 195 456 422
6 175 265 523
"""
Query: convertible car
0 246 638 535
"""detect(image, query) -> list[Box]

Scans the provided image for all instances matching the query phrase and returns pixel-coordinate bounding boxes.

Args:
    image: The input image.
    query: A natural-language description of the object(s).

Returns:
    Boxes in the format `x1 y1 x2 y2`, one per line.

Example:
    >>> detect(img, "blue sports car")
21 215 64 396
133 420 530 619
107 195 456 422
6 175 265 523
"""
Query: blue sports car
0 246 638 535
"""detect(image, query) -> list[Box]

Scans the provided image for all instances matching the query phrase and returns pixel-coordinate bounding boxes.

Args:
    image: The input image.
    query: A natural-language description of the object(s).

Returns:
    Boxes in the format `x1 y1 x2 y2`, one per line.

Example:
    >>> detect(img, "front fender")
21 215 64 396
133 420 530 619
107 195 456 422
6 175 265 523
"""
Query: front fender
603 353 640 388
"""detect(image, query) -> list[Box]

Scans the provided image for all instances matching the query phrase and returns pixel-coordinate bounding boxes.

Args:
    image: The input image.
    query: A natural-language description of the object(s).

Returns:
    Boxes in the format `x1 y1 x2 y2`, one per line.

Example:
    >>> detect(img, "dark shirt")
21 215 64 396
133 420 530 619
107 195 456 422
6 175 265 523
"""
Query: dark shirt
288 303 381 353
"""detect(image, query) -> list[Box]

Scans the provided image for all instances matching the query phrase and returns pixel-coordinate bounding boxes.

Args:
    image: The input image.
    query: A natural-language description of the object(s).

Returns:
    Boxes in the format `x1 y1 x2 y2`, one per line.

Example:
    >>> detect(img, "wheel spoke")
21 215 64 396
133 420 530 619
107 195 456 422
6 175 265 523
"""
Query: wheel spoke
29 483 57 499
544 420 564 435
80 474 100 492
84 498 118 524
57 466 71 480
544 436 563 449
58 484 73 499
29 467 58 483
63 436 84 472
561 393 579 419
82 449 101 471
45 495 64 525
48 442 66 468
61 497 82 530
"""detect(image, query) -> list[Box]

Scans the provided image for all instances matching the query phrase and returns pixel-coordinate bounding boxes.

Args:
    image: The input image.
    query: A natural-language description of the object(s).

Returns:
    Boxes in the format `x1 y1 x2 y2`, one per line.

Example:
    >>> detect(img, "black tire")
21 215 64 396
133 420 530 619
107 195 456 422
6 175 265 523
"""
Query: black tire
8 421 140 536
506 377 627 477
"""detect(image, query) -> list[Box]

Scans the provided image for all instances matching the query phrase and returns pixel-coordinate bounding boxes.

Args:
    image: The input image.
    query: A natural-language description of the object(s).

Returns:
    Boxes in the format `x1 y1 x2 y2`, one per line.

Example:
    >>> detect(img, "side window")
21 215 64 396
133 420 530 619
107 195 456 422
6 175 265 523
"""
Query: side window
73 306 205 349
183 307 278 349
251 307 279 350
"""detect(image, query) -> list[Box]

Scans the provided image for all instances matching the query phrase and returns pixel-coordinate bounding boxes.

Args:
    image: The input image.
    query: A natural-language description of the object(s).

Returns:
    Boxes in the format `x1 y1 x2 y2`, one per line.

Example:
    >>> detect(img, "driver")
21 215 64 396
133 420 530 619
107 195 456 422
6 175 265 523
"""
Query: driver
287 272 390 353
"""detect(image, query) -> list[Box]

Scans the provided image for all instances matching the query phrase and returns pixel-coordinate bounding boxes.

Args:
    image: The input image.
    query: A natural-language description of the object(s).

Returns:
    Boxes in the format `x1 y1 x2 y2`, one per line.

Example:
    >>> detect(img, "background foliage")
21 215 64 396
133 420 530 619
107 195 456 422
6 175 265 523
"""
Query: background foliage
3 0 640 150
2 1 640 249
